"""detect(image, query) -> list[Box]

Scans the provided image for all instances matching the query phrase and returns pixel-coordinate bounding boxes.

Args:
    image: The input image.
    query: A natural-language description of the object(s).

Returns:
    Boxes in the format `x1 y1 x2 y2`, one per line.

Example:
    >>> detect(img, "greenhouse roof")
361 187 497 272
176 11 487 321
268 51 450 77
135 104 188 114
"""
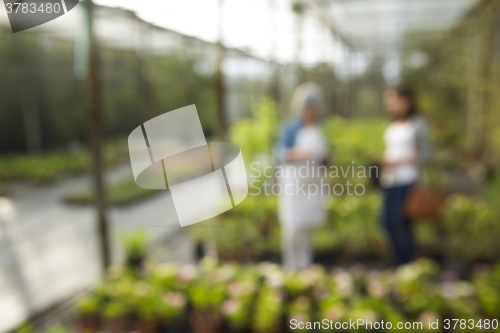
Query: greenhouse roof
315 0 477 54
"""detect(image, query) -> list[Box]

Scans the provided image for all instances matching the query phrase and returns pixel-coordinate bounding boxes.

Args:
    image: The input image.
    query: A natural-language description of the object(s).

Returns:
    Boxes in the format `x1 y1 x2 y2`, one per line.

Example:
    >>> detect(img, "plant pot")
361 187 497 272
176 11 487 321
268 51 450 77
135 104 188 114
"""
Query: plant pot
159 319 186 333
188 310 223 333
240 244 257 262
126 256 145 271
217 249 238 262
104 317 126 333
136 317 161 333
74 314 100 332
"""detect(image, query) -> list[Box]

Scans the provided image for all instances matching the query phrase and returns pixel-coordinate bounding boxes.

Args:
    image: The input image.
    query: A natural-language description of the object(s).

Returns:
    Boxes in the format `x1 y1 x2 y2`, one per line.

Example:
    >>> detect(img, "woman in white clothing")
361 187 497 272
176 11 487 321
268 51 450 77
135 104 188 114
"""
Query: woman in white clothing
380 83 431 266
276 82 329 271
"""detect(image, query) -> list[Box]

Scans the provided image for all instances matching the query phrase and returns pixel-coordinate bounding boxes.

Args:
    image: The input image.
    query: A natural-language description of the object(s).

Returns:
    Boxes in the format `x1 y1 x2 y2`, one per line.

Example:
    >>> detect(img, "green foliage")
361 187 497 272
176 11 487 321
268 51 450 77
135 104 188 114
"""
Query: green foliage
473 264 500 317
284 266 326 298
74 295 100 316
442 195 500 262
189 280 226 311
253 287 283 332
401 0 500 166
314 194 386 257
0 139 128 183
63 258 500 333
229 98 278 164
190 195 278 257
323 116 387 166
160 291 187 322
222 276 258 330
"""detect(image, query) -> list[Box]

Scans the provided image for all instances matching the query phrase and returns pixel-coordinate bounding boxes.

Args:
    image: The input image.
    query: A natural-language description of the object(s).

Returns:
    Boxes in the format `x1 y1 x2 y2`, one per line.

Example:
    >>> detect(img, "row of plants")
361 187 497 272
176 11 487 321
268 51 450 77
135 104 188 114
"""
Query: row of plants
63 179 158 207
189 192 500 268
34 258 500 333
0 139 129 183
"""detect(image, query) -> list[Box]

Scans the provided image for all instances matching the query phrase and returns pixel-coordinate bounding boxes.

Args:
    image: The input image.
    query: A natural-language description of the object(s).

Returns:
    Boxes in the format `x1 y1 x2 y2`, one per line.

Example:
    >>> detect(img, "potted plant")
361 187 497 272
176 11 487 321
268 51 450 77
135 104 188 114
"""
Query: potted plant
287 296 313 332
73 295 101 332
103 301 128 333
120 229 148 270
159 291 187 332
150 262 179 289
133 282 163 333
284 266 325 299
188 279 226 333
222 278 258 331
252 287 284 333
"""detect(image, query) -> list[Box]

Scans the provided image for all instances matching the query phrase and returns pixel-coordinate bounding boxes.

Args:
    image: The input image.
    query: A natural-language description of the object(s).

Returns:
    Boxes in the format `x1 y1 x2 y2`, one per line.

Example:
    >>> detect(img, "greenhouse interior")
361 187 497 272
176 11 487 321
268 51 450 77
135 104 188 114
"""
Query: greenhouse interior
1 0 500 332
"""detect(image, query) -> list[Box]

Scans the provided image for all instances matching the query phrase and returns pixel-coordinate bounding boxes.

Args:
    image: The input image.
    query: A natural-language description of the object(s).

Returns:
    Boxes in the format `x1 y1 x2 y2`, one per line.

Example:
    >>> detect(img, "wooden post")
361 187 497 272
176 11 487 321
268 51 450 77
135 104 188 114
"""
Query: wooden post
22 95 42 152
268 0 281 107
84 0 110 270
215 0 228 139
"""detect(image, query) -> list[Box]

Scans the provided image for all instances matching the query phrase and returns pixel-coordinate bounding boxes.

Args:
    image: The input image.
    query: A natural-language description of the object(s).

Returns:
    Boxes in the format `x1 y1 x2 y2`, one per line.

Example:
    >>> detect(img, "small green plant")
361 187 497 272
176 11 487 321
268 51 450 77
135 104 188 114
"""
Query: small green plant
189 280 226 312
74 295 100 316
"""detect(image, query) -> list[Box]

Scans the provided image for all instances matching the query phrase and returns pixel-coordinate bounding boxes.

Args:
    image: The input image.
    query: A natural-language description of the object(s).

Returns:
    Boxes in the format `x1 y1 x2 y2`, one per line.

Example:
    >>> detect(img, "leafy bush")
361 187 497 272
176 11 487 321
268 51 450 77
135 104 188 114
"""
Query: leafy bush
442 195 500 262
323 116 386 167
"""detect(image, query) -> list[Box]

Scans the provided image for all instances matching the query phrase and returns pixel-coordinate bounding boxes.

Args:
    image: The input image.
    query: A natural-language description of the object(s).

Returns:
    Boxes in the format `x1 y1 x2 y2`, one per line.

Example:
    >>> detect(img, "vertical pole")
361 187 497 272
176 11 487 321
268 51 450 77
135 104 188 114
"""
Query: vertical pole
215 0 228 139
139 22 155 122
268 0 281 109
292 1 305 80
22 95 42 152
84 0 110 270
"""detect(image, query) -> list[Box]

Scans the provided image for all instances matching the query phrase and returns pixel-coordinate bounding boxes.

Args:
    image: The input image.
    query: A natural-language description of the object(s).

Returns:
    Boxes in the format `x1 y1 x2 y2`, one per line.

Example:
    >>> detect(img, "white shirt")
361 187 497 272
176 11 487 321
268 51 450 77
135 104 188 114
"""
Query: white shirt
381 120 419 188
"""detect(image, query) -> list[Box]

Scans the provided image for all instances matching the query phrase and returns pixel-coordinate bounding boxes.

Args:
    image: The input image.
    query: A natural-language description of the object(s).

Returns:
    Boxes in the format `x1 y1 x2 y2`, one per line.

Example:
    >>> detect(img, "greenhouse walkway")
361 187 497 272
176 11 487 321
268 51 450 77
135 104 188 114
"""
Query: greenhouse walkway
0 164 191 333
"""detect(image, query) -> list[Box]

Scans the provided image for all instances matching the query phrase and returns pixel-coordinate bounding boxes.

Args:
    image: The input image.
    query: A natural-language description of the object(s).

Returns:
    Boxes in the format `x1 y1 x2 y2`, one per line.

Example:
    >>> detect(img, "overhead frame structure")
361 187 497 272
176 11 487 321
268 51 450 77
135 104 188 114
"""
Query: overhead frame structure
307 0 478 56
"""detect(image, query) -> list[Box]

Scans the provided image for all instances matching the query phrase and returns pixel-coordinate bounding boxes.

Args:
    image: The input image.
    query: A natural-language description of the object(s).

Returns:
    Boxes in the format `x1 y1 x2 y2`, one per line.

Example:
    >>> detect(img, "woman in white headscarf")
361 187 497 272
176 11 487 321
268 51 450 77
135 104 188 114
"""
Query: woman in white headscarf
276 82 329 271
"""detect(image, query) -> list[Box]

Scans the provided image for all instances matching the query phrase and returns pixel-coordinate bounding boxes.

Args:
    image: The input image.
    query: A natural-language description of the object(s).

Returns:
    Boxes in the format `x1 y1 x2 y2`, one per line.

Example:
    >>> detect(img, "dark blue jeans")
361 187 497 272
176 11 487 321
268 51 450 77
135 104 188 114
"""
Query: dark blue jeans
381 184 415 266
